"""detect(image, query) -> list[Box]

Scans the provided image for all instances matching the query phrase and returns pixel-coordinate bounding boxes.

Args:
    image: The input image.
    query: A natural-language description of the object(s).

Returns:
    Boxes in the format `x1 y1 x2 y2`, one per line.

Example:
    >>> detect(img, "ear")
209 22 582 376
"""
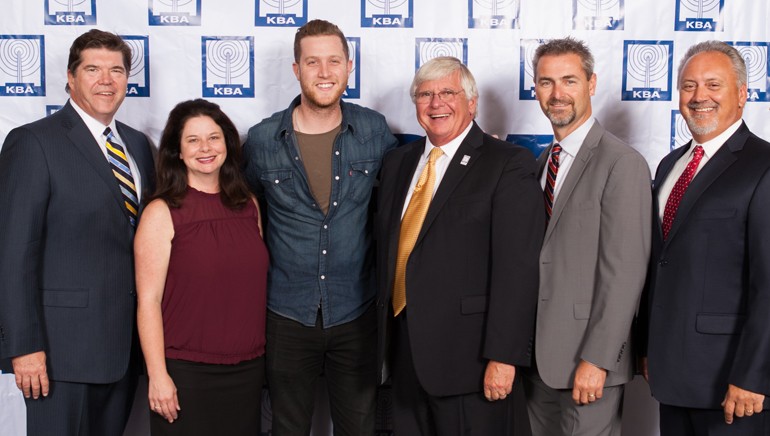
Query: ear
347 58 353 75
292 62 300 81
738 83 748 108
588 73 597 96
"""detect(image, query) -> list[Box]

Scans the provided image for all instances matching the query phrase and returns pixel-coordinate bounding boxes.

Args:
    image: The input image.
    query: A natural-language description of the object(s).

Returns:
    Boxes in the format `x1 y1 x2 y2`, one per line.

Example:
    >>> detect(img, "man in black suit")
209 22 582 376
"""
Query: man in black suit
0 29 155 435
641 40 769 435
376 56 543 434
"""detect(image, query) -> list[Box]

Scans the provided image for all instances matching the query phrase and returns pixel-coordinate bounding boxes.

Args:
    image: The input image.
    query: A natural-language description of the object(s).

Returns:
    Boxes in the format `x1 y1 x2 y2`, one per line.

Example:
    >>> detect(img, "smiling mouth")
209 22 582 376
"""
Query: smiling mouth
197 157 216 163
429 114 450 119
317 83 334 90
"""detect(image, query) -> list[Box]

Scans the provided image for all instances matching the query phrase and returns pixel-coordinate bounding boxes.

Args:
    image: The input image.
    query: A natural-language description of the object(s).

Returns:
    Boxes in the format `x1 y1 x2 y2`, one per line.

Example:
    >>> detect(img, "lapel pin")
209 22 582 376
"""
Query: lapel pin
460 155 471 166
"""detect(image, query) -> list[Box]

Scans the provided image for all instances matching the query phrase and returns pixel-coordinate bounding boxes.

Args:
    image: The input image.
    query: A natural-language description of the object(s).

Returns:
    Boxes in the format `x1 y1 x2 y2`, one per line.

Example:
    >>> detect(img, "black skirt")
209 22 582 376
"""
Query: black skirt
150 356 265 436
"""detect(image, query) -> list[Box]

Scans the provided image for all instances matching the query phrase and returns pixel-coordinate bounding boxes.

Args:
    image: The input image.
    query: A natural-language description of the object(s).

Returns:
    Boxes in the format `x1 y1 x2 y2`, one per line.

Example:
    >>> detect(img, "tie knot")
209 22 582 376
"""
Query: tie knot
551 143 562 156
692 144 704 159
428 146 444 163
104 127 114 141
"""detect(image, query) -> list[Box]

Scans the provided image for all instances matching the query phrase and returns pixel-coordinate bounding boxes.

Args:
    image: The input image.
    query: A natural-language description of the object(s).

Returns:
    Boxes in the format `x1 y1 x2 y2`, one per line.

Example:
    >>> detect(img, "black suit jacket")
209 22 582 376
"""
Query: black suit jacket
376 123 543 397
0 101 155 384
641 122 770 409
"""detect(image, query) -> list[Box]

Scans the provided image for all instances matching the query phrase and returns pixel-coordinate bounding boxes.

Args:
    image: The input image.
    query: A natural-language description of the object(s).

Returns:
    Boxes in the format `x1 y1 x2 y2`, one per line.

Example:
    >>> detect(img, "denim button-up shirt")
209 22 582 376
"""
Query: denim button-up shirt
243 96 398 328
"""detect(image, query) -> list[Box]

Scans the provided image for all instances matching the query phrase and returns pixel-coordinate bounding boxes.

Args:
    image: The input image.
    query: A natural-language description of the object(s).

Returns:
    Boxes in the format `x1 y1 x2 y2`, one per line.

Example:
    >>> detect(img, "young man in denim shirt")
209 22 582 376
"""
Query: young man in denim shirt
242 19 398 435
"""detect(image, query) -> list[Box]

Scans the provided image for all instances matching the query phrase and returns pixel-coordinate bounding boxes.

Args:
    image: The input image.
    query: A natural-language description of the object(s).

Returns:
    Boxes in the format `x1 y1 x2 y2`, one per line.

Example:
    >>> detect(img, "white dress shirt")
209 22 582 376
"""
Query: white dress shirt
539 118 596 202
70 99 143 200
656 119 742 221
401 122 473 219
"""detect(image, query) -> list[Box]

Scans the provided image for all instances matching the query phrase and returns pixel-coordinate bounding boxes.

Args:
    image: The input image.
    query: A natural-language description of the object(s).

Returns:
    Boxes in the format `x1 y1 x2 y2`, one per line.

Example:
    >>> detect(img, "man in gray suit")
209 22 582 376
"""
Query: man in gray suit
521 37 651 436
0 30 155 435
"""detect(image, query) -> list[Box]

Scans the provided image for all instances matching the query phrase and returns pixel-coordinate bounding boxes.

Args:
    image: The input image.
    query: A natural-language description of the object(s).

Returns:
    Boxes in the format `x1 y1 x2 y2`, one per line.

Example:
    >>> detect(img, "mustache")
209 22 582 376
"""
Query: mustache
687 102 718 110
548 97 573 105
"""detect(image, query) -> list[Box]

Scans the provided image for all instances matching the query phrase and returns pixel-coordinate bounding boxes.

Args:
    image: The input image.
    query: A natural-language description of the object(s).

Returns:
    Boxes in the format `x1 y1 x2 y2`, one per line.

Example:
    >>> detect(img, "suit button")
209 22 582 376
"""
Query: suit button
659 260 668 266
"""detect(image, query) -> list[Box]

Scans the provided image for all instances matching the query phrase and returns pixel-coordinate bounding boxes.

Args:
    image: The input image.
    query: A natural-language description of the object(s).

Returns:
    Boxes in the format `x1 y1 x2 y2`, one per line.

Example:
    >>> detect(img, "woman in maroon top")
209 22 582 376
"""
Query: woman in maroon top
135 99 268 436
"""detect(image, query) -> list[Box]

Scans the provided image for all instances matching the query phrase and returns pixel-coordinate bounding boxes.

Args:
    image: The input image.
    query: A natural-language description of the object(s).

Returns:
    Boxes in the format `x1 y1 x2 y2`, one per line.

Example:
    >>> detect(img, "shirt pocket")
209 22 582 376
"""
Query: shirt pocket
260 169 298 208
347 159 380 203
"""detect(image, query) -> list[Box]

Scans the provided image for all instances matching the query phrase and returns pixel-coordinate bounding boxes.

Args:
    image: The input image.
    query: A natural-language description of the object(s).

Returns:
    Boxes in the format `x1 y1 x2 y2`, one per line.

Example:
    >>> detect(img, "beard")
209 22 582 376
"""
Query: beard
300 79 346 110
683 103 719 137
545 104 576 127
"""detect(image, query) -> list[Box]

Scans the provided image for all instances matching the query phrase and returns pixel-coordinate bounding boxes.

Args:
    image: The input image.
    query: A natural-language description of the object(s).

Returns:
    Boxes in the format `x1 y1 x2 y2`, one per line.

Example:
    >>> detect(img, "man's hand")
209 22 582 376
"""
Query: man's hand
640 357 649 382
483 360 515 401
12 351 49 399
721 384 765 424
572 359 607 405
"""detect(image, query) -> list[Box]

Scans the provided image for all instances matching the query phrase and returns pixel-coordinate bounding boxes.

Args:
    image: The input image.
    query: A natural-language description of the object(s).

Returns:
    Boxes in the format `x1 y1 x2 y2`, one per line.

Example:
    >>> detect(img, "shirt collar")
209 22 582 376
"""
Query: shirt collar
694 119 742 159
555 117 595 158
423 121 473 162
69 98 118 142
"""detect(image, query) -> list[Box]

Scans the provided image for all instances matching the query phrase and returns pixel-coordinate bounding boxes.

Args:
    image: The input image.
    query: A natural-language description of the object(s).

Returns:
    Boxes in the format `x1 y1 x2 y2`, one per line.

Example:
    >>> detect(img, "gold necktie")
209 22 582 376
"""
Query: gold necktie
392 147 444 317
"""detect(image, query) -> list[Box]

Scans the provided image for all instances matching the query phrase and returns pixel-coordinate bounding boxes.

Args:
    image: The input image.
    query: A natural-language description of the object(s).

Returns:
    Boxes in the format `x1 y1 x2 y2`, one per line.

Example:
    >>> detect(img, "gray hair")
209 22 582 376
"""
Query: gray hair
532 37 595 79
410 56 478 104
677 40 747 89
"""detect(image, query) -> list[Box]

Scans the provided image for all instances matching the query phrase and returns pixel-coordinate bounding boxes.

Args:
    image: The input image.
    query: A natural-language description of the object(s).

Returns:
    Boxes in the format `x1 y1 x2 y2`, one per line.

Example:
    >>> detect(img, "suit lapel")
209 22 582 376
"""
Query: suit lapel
543 122 602 242
663 124 748 244
415 123 483 245
62 103 131 220
652 144 688 240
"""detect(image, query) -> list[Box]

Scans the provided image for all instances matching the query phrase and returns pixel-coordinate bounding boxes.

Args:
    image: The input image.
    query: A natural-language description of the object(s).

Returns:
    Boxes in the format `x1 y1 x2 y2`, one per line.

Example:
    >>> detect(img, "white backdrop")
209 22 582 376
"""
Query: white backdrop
2 1 769 435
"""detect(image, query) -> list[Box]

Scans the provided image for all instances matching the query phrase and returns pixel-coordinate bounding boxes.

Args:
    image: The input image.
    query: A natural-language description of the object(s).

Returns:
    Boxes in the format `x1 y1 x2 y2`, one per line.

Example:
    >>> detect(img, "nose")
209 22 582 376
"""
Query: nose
691 84 709 102
429 92 445 107
318 61 330 78
98 68 113 84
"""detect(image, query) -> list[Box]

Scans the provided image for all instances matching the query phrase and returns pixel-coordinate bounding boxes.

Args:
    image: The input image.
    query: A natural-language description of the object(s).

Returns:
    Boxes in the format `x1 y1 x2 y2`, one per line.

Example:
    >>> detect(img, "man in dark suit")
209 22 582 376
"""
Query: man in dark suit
641 40 769 435
376 56 543 434
0 29 155 435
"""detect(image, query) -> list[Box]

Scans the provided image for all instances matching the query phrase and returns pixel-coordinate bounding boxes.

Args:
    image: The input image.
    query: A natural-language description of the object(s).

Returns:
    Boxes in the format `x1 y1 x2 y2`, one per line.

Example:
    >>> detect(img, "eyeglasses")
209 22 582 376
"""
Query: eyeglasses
413 89 464 104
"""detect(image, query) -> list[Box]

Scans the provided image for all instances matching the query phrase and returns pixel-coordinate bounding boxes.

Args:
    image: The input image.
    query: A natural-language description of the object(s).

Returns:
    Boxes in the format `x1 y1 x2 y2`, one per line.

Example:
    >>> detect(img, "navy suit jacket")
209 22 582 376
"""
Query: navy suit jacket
0 101 155 384
375 123 543 396
641 122 770 409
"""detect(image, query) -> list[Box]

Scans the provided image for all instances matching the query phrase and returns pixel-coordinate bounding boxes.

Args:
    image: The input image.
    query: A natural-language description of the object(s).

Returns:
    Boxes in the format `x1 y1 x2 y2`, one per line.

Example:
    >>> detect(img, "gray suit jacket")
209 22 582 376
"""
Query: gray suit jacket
534 121 651 389
0 101 155 384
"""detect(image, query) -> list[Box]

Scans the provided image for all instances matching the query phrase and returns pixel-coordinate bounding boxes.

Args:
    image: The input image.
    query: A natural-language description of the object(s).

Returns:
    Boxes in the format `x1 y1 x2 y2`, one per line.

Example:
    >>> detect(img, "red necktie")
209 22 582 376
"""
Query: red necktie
544 143 562 224
662 145 704 240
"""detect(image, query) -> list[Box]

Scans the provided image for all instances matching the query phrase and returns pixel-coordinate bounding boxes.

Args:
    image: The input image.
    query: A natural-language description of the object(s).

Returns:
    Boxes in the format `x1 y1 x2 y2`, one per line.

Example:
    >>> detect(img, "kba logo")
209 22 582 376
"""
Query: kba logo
670 110 692 151
505 134 553 158
149 0 201 26
415 39 468 71
730 42 769 103
46 105 62 116
621 41 673 101
674 0 724 32
361 0 413 28
573 0 624 30
468 0 520 29
519 39 546 101
44 0 97 25
345 38 361 99
255 0 307 27
202 37 254 98
0 35 46 97
121 36 151 98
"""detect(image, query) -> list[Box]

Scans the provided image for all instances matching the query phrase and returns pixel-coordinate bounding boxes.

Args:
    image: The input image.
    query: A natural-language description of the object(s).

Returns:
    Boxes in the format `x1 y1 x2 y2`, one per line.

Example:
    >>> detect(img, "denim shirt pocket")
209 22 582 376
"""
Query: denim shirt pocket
347 159 380 202
260 169 299 208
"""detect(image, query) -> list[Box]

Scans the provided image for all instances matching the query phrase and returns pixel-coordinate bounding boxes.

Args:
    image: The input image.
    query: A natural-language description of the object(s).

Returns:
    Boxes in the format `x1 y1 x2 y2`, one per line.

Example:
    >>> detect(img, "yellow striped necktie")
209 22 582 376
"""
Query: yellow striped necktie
392 146 444 317
104 127 139 227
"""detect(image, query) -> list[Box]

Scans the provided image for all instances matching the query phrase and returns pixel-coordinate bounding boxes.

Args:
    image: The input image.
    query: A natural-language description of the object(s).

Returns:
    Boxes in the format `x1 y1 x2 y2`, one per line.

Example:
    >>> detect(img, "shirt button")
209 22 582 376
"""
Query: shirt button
323 225 328 229
335 151 340 155
335 176 340 180
321 275 326 280
295 156 299 160
274 180 280 184
332 201 338 206
322 250 327 255
364 170 369 174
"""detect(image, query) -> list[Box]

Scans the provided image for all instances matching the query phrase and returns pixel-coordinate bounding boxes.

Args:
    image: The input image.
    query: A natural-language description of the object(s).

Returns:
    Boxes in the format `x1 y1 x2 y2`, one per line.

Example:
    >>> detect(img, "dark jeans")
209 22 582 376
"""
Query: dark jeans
266 305 377 436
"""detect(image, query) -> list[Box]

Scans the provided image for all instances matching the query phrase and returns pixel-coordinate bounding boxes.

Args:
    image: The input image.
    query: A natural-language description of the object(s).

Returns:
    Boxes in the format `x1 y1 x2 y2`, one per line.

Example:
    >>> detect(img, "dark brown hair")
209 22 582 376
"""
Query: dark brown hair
293 19 349 62
151 99 251 210
65 29 132 93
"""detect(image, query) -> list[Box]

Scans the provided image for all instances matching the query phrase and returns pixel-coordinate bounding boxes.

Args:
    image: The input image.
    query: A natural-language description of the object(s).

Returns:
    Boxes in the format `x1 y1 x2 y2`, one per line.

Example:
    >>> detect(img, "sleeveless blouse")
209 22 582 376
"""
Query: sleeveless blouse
162 187 268 364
